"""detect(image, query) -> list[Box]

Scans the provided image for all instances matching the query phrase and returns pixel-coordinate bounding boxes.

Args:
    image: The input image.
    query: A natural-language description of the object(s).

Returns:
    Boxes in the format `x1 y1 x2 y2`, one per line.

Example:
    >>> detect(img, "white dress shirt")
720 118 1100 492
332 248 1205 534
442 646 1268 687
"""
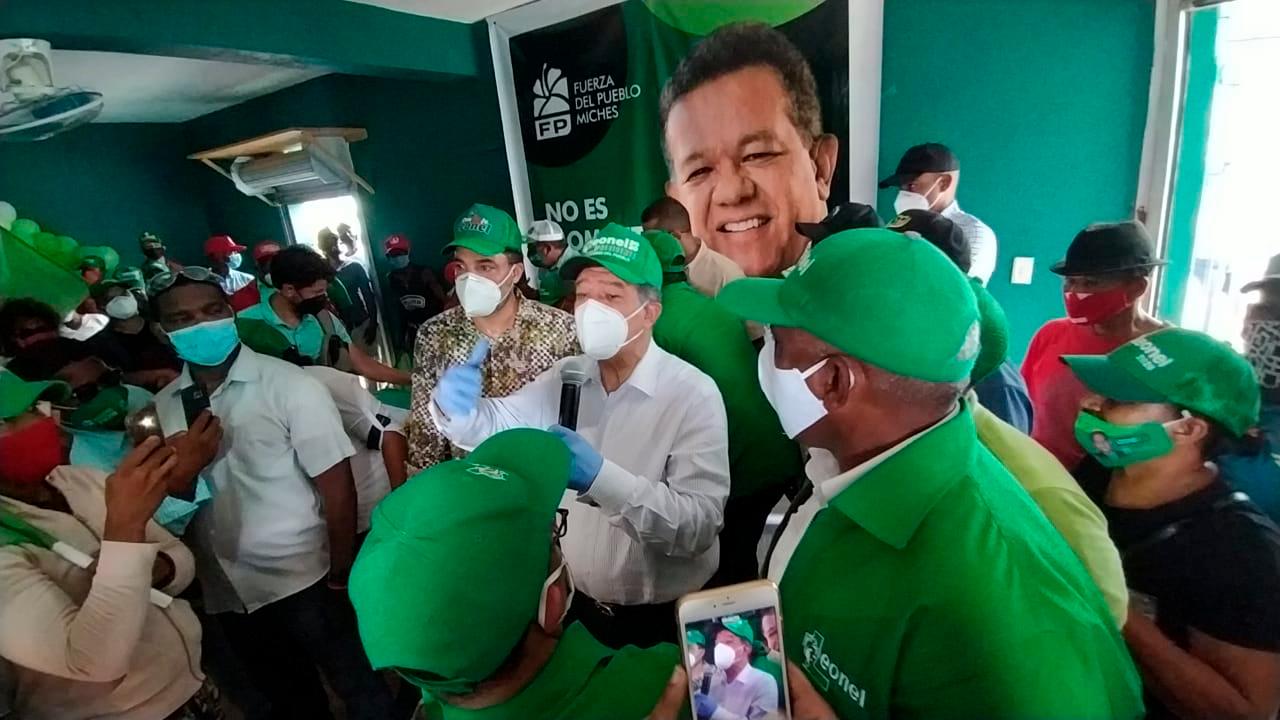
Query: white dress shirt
155 346 355 613
708 663 779 720
765 405 959 583
431 339 730 604
941 201 997 285
304 366 405 532
219 268 256 295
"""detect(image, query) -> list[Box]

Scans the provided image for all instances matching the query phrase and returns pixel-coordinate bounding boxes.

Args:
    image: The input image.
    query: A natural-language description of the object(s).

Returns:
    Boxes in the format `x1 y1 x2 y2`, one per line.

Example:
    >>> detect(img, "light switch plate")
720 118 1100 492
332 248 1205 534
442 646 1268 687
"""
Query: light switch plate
1011 256 1034 285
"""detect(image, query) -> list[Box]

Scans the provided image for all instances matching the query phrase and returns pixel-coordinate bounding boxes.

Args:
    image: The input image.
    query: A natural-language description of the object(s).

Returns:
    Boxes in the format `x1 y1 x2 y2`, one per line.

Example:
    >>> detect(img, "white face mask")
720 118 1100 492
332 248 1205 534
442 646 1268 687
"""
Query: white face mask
575 299 647 360
537 554 575 630
893 180 942 215
105 294 139 320
456 268 515 318
713 643 737 670
758 329 833 438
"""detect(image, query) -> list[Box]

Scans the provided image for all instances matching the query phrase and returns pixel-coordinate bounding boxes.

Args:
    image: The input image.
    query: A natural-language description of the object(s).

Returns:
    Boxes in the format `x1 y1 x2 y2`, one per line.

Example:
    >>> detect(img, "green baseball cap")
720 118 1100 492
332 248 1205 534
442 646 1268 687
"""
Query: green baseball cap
0 369 70 421
80 256 106 272
970 279 1010 384
139 232 163 250
1062 327 1261 437
443 203 522 257
104 266 146 293
349 428 572 695
717 228 980 383
687 629 706 646
561 223 663 289
61 385 130 431
721 616 755 645
642 229 686 274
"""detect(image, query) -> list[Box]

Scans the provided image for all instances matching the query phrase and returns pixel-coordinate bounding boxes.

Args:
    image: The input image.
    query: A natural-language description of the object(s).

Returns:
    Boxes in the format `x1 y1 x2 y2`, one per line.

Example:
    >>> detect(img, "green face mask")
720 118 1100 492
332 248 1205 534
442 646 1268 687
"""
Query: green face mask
1074 410 1176 468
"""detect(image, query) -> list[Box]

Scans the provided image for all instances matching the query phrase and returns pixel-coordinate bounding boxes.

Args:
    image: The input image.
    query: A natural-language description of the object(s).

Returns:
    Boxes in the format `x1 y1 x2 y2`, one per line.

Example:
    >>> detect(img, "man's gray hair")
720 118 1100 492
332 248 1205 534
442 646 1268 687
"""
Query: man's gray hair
867 369 967 411
637 284 661 304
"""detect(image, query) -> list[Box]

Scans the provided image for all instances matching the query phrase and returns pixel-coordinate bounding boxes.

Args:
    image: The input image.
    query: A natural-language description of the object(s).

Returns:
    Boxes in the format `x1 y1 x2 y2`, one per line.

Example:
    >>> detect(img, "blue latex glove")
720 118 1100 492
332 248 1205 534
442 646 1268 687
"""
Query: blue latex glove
549 424 603 492
693 691 718 719
435 339 489 418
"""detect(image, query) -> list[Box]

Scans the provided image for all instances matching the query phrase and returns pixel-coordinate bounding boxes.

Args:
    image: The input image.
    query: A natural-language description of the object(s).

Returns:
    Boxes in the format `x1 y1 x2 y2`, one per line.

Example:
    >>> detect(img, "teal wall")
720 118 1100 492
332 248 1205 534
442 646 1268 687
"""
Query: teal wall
0 123 212 266
878 0 1155 361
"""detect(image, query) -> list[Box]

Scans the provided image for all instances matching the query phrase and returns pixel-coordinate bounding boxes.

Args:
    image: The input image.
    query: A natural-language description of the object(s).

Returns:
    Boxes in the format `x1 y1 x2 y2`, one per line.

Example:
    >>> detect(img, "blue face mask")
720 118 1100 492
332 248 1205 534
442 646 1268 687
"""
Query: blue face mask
388 255 410 270
227 252 243 270
167 317 241 366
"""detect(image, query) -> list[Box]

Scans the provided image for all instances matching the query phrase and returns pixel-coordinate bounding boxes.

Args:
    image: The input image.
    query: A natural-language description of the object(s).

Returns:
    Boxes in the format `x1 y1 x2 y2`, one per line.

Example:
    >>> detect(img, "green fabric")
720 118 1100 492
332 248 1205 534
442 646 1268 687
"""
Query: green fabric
329 276 355 312
109 266 146 293
0 227 88 317
0 503 57 549
62 384 129 430
686 628 704 646
561 223 662 289
1063 327 1260 437
444 204 522 257
236 289 351 362
971 402 1128 628
654 283 801 497
349 429 573 692
140 257 169 281
969 279 1009 384
375 387 410 410
642 229 686 273
537 269 568 307
0 369 70 420
436 623 686 720
780 404 1143 719
717 229 980 383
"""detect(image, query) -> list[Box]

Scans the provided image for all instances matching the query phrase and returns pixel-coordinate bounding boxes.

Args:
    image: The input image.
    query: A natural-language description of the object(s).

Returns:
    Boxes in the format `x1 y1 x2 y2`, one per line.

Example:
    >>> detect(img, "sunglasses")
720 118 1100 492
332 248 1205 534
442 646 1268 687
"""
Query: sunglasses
147 266 225 295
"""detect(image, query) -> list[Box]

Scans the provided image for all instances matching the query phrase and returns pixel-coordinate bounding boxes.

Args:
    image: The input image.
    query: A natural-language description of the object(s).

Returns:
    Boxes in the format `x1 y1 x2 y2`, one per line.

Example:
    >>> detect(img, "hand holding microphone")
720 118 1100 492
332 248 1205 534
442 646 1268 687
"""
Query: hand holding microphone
435 339 489 419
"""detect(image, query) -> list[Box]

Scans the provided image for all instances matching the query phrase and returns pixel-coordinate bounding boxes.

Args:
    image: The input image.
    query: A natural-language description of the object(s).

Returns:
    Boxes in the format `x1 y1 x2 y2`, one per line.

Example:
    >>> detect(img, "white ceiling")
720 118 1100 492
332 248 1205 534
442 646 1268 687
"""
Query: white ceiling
344 0 531 24
53 50 327 123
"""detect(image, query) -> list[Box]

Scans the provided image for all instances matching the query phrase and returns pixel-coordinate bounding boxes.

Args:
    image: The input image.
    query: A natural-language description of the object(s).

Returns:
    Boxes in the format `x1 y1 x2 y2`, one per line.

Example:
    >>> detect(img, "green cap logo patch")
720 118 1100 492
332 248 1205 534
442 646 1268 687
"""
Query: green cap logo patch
956 320 981 362
466 464 509 481
458 213 491 236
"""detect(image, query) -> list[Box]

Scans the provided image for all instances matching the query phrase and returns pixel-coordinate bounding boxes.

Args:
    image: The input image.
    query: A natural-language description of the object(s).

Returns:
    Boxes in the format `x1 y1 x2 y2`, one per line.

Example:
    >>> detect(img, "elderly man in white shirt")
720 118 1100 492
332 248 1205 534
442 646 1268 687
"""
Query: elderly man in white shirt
149 268 393 720
881 142 998 285
431 223 729 649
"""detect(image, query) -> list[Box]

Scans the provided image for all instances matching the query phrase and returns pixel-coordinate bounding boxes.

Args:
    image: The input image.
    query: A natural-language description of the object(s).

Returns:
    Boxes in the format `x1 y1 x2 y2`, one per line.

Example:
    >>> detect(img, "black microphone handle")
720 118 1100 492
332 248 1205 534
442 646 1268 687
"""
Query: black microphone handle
558 383 580 431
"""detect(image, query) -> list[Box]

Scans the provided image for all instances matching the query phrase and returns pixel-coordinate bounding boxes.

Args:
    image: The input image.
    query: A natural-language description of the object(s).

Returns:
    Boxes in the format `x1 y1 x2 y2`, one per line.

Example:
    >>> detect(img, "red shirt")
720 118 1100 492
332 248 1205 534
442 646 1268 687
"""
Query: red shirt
1021 318 1128 469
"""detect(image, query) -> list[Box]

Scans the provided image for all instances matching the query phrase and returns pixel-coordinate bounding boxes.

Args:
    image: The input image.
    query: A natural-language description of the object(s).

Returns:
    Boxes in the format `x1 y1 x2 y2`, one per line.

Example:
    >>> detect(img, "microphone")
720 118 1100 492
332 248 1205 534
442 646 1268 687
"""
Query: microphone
558 358 588 431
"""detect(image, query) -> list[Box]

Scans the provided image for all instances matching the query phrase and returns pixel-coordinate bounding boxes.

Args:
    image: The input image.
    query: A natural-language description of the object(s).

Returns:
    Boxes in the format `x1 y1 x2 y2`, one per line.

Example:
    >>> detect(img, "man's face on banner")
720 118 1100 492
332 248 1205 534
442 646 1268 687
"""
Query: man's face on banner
665 66 836 277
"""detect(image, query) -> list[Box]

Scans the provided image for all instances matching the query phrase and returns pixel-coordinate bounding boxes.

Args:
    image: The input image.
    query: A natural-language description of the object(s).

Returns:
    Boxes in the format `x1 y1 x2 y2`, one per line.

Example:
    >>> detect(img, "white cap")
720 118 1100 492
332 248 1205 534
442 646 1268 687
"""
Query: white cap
525 219 565 244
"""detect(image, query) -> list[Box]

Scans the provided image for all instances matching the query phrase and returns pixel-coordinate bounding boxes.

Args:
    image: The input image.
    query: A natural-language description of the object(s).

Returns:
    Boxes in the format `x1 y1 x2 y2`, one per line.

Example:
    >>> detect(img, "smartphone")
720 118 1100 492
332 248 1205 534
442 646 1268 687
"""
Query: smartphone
124 404 165 446
677 580 790 720
180 385 210 427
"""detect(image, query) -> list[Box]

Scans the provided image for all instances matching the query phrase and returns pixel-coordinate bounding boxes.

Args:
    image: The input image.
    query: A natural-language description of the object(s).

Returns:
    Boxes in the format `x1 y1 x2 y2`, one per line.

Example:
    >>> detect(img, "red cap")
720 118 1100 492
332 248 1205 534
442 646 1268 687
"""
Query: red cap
205 235 246 256
384 234 411 254
253 241 282 263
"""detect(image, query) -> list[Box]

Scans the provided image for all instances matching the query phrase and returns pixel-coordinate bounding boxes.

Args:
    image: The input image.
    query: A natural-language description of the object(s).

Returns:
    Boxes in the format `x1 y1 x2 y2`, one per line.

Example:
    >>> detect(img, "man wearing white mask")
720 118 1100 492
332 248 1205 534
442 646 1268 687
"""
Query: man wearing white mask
404 203 578 473
430 222 730 650
880 143 998 284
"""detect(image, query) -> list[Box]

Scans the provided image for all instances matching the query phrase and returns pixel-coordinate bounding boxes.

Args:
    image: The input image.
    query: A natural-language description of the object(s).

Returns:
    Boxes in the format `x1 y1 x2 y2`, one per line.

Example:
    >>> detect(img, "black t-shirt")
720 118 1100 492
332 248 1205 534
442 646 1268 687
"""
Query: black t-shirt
1091 478 1280 719
102 325 180 372
388 265 442 329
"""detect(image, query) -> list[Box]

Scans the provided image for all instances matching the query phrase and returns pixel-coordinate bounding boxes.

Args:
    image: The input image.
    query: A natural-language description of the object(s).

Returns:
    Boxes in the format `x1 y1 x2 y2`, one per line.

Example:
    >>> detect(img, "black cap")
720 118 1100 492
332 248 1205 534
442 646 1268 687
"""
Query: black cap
886 210 971 273
1050 221 1166 276
878 143 959 189
795 202 882 244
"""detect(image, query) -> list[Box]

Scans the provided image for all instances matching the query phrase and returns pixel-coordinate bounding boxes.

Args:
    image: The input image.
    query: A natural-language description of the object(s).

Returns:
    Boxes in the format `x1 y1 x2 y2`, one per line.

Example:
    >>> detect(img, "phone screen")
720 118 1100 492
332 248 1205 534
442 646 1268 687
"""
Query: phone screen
682 604 789 720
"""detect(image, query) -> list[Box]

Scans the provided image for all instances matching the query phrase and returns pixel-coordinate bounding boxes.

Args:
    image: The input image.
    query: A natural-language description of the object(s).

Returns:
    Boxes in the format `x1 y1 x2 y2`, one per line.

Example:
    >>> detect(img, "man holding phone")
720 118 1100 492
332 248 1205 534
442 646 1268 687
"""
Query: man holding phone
149 268 393 719
717 230 1143 719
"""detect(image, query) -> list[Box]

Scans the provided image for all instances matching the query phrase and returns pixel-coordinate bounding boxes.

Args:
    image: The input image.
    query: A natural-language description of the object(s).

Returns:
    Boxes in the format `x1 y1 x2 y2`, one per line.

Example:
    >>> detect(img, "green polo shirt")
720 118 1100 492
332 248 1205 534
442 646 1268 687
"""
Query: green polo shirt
971 399 1129 628
236 287 351 362
654 282 801 497
427 623 687 720
779 405 1143 719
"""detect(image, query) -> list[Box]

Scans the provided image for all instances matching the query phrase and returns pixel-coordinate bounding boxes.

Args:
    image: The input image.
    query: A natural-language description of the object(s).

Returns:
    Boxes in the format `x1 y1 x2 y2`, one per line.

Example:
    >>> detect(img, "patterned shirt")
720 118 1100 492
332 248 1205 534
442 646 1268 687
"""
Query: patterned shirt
406 298 578 471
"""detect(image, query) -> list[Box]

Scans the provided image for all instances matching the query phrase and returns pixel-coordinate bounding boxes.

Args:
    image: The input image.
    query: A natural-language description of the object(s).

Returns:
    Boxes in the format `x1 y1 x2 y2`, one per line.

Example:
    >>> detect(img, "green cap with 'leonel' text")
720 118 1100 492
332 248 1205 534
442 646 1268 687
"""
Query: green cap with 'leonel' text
348 428 572 695
561 223 663 289
716 228 980 383
1062 327 1260 437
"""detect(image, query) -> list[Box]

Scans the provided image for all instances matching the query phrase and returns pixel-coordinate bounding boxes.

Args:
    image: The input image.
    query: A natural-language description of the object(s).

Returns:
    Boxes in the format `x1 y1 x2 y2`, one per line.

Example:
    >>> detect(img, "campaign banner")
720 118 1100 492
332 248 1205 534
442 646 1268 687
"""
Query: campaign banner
506 0 850 277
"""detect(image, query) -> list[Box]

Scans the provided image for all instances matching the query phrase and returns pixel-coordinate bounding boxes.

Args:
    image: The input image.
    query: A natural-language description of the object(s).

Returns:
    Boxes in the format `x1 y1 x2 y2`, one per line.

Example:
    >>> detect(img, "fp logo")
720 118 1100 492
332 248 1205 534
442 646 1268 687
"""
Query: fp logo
801 631 830 691
533 64 571 141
